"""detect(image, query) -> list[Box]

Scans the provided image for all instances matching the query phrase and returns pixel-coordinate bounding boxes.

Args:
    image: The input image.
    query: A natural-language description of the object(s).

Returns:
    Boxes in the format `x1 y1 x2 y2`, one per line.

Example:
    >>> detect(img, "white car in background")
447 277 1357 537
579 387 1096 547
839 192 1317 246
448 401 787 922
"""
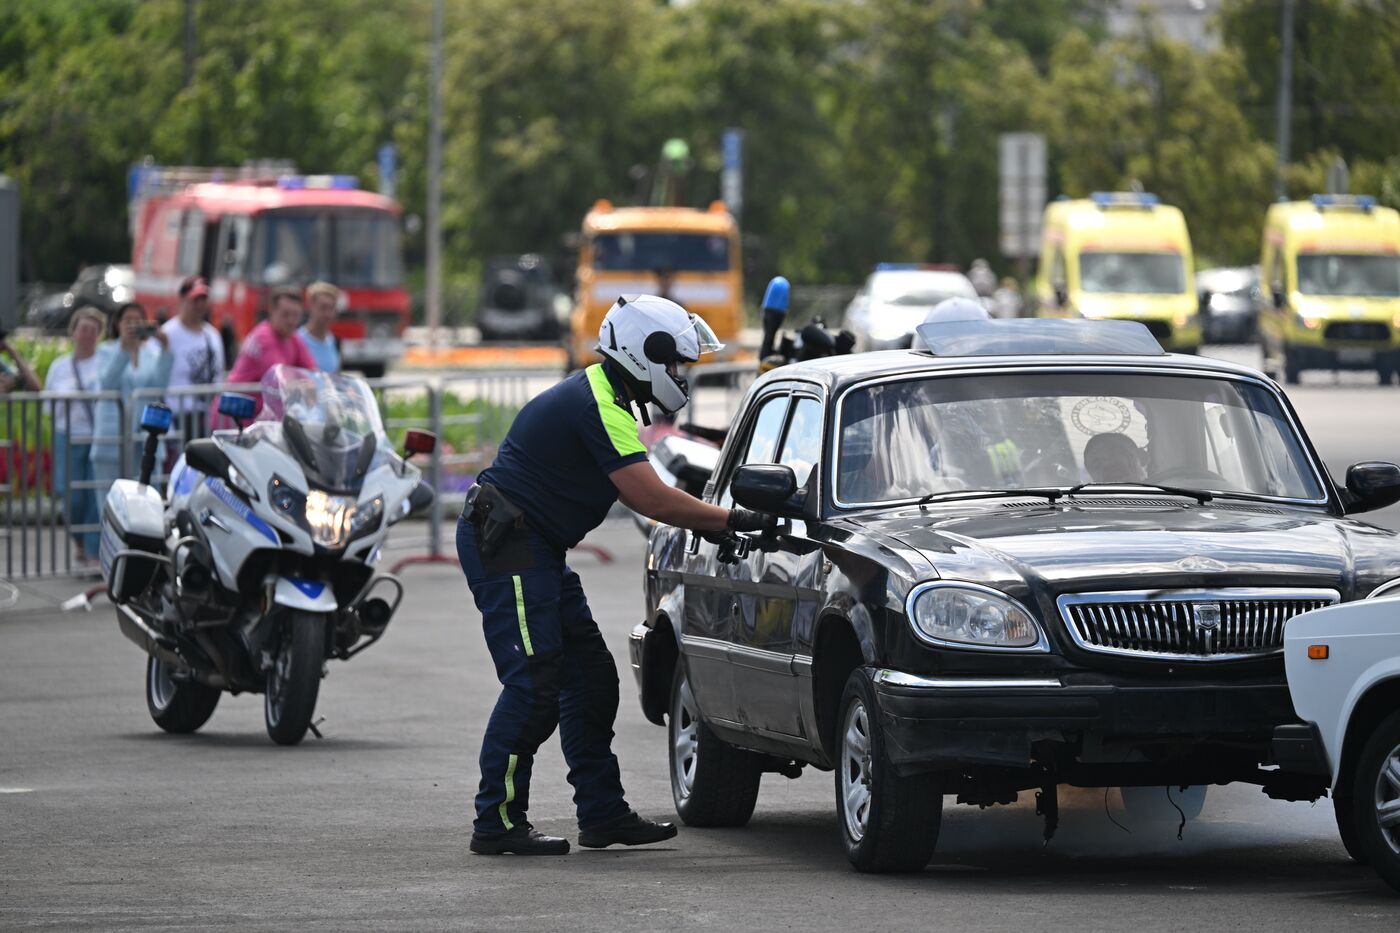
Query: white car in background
843 264 980 350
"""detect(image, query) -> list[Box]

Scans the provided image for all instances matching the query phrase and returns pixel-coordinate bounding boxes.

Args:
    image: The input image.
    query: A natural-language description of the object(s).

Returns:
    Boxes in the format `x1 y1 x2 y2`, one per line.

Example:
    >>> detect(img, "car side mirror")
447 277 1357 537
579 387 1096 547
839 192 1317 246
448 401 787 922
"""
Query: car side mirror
731 463 802 517
1345 461 1400 513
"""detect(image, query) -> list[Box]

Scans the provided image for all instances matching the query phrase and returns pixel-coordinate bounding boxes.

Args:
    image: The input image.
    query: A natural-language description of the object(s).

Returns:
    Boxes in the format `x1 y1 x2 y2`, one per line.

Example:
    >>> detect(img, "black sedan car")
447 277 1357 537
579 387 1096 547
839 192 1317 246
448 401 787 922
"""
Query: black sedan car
629 319 1400 873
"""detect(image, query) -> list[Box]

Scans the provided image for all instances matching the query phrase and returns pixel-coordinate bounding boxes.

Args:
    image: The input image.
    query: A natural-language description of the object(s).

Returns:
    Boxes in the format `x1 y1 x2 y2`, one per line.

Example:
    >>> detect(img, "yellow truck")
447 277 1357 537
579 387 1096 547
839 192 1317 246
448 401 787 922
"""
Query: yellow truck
1035 192 1200 352
568 199 743 369
1258 194 1400 385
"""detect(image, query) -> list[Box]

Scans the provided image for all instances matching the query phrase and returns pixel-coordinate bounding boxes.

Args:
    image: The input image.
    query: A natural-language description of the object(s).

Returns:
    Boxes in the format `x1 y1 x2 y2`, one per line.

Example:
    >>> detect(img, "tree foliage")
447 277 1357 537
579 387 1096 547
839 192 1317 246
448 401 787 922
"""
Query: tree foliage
2 0 1397 288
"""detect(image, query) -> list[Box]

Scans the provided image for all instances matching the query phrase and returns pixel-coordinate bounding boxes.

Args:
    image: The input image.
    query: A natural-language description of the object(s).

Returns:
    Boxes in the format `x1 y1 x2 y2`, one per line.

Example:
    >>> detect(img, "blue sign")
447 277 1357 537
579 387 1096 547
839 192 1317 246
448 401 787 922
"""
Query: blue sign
377 143 397 198
722 129 743 171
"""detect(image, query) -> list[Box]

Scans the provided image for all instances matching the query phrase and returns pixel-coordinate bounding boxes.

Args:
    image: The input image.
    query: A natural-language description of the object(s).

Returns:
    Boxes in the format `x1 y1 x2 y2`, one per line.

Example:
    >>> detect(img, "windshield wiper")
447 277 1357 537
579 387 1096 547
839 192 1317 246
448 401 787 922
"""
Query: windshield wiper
918 487 1065 509
1065 482 1213 504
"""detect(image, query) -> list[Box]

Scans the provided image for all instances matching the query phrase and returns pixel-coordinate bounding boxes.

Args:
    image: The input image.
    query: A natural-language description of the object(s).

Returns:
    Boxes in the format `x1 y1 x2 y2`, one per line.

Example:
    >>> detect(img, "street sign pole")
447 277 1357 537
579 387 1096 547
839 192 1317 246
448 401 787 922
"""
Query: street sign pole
0 176 16 332
721 128 744 226
999 132 1046 286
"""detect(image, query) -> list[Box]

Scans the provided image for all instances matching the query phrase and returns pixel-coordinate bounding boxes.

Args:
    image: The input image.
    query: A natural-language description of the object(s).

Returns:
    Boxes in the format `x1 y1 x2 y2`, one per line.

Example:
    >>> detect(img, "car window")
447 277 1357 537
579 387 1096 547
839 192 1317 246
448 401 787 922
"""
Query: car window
718 395 789 508
836 372 1324 505
177 209 205 276
776 397 822 489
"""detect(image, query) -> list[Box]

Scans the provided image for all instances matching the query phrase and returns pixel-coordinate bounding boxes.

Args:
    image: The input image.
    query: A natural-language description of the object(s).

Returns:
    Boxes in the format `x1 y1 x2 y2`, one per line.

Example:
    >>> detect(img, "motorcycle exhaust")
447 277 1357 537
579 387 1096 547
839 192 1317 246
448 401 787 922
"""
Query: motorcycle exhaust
115 603 187 672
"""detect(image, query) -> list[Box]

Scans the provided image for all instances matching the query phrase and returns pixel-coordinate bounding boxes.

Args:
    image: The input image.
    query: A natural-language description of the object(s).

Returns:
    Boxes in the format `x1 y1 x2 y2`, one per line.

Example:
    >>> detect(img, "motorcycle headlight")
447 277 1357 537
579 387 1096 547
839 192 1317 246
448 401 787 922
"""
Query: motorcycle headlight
304 490 359 549
268 475 304 516
349 495 383 540
906 582 1047 651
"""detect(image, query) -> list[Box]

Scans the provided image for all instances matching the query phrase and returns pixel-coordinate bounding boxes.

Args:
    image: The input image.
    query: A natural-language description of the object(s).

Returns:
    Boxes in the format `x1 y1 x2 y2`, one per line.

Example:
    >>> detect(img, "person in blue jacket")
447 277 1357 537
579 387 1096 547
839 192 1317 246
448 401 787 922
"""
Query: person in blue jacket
90 303 173 514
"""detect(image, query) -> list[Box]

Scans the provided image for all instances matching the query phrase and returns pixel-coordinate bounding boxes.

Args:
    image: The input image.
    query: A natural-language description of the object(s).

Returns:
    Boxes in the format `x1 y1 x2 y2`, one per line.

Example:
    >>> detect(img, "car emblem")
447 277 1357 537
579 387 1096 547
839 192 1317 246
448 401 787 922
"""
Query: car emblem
1191 602 1222 653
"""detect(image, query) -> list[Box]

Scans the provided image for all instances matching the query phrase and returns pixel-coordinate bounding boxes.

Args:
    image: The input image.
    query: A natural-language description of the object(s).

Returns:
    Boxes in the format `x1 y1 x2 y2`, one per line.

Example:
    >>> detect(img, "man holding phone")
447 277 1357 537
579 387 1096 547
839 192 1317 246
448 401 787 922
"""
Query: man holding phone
0 328 42 394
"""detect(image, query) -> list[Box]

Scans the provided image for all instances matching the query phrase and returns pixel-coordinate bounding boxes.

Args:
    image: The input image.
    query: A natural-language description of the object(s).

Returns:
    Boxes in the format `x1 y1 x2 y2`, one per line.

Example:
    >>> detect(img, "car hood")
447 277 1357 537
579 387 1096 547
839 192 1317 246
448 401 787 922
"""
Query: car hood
859 501 1400 598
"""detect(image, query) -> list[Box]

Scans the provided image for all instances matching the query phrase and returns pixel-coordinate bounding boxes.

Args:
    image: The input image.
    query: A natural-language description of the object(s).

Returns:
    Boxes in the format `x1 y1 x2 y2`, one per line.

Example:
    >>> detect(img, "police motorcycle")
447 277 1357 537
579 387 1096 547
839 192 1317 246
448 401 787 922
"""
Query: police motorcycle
101 365 436 745
631 276 855 536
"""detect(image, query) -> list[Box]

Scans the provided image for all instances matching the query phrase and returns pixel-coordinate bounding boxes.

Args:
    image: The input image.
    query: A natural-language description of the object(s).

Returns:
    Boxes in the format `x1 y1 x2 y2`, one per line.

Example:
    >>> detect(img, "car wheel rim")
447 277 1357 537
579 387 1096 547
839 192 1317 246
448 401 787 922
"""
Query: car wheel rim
841 699 872 843
1375 742 1400 855
149 658 176 711
671 674 699 801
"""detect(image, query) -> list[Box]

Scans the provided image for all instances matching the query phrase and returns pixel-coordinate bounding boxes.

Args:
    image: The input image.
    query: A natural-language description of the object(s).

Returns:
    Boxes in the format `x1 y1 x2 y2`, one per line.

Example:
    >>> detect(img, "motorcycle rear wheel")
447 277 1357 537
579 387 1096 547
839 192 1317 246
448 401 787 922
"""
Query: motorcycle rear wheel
146 655 220 734
264 612 326 746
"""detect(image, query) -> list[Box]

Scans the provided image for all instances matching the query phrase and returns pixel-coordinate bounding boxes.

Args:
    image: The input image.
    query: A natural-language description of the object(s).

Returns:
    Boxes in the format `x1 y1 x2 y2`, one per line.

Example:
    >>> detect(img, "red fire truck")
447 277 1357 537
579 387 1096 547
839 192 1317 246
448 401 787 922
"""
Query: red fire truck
129 163 408 376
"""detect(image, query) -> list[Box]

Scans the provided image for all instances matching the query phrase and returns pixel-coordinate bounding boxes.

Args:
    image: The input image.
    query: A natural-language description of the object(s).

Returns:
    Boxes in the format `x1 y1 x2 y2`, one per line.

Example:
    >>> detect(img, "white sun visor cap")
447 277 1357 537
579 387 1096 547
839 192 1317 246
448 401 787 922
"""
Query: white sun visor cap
911 297 990 349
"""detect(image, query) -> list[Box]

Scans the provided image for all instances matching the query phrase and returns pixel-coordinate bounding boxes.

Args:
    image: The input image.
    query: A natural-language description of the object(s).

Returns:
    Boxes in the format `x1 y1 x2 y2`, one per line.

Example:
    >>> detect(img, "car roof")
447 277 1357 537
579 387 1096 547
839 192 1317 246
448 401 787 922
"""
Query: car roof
753 347 1275 395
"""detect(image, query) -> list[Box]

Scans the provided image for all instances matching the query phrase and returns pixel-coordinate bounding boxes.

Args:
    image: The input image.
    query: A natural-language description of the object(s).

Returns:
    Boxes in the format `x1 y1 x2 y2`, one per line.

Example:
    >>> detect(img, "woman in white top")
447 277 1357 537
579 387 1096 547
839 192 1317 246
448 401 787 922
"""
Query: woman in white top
43 307 107 561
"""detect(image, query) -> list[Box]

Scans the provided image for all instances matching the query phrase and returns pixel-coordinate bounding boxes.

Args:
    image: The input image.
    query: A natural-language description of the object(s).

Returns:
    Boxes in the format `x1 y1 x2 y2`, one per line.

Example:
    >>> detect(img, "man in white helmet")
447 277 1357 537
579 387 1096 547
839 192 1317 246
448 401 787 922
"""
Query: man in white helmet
458 295 770 856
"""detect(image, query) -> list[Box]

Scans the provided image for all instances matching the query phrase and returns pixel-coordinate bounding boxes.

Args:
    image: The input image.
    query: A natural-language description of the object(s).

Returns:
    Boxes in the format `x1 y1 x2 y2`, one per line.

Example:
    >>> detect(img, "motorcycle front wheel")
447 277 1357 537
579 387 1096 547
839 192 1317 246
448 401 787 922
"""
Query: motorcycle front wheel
264 612 326 746
146 655 220 734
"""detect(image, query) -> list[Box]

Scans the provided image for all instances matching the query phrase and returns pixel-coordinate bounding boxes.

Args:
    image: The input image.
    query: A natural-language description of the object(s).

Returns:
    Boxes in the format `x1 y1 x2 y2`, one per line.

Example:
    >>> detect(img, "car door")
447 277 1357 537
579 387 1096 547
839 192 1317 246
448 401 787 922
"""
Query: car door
730 394 824 738
680 391 790 727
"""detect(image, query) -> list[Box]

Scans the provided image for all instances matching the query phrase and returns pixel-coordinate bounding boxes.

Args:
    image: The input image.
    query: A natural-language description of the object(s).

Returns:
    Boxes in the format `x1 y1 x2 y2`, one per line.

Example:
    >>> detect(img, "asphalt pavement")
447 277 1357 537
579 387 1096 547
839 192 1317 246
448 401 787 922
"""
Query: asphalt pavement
5 345 1400 931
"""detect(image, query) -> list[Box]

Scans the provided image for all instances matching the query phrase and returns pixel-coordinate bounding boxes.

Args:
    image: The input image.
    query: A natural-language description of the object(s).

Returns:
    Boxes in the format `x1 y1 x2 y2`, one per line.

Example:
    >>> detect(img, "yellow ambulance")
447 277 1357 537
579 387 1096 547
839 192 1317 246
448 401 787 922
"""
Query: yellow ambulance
568 200 743 369
1258 194 1400 384
1035 192 1200 352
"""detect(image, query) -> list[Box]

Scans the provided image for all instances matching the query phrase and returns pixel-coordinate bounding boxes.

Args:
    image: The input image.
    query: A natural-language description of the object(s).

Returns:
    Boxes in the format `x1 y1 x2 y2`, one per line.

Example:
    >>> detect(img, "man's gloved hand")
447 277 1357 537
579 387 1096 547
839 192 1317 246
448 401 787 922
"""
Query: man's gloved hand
727 508 775 533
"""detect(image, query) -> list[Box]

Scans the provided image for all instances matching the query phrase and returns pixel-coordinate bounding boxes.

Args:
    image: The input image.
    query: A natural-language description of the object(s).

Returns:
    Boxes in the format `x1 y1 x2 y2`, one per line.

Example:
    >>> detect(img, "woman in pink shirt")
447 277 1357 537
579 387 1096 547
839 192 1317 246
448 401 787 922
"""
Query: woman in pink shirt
219 288 319 419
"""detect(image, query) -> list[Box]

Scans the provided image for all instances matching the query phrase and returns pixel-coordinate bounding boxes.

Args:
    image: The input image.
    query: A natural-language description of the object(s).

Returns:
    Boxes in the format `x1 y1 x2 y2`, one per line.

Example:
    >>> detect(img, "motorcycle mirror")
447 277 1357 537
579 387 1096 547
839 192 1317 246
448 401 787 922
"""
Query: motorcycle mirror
139 403 173 435
403 429 437 457
218 393 257 429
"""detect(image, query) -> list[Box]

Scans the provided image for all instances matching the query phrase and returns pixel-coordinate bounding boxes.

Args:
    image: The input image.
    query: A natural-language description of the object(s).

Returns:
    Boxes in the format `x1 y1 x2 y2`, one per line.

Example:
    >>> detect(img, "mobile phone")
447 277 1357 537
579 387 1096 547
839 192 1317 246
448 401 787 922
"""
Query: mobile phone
135 323 157 339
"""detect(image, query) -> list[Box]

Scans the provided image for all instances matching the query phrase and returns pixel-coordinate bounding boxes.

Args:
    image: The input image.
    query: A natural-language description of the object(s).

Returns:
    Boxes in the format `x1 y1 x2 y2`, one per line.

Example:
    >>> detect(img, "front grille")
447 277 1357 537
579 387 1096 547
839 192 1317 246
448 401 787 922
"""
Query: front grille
1323 321 1389 342
1057 589 1338 660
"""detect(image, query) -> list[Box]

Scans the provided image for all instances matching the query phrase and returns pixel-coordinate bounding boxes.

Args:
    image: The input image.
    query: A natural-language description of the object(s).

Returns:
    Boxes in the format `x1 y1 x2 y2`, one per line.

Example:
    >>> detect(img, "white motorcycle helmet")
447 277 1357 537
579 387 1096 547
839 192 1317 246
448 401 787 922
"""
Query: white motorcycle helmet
910 296 990 349
597 295 724 414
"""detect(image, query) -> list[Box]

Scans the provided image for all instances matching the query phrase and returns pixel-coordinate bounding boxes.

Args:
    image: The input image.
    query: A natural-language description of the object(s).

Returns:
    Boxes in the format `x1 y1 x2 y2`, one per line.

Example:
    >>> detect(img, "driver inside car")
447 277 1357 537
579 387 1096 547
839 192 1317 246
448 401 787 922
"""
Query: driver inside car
1083 431 1149 483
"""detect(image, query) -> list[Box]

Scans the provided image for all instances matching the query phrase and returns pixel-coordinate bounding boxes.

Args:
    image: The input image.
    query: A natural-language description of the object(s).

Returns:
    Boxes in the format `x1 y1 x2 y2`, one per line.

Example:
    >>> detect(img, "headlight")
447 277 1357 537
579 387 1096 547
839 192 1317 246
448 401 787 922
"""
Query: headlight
304 491 358 548
268 475 304 515
906 582 1047 651
1293 310 1322 329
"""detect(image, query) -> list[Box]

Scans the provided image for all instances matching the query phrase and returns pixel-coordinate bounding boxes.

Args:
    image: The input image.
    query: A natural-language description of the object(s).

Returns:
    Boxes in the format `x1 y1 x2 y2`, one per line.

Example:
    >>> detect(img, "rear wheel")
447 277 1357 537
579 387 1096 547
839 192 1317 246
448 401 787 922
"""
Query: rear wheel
835 669 942 873
145 655 220 734
668 665 762 827
1349 709 1400 891
264 612 326 746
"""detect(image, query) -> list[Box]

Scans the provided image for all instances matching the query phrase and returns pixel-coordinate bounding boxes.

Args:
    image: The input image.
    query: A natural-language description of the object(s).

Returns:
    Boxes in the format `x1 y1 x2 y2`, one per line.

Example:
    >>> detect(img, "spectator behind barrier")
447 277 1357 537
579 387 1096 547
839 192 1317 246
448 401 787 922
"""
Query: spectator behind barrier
0 328 42 394
300 281 341 373
43 307 108 561
162 275 225 464
220 288 318 418
91 302 173 522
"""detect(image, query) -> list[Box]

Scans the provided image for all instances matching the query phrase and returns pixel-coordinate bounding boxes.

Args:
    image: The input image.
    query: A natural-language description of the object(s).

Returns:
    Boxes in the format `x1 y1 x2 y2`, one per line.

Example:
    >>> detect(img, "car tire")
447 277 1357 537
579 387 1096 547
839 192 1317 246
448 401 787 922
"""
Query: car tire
1334 789 1368 864
145 655 220 734
668 665 762 827
1283 346 1303 385
835 668 942 873
1349 708 1400 891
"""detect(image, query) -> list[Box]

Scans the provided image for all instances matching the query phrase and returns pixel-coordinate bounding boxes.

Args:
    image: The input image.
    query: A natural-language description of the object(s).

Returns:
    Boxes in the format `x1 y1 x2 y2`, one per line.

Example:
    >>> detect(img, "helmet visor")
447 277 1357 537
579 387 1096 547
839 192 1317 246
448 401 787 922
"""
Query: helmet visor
684 314 725 359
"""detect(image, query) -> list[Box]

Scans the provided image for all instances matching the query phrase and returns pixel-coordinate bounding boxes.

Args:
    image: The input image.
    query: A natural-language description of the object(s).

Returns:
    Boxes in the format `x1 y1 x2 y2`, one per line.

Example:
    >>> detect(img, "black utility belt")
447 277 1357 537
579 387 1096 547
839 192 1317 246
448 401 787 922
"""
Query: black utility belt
463 483 526 558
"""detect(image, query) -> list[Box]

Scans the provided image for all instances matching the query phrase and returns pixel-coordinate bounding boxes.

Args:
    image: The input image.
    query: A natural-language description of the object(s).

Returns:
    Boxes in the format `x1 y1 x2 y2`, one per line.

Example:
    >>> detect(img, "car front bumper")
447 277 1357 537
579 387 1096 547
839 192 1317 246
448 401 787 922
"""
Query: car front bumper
873 669 1297 771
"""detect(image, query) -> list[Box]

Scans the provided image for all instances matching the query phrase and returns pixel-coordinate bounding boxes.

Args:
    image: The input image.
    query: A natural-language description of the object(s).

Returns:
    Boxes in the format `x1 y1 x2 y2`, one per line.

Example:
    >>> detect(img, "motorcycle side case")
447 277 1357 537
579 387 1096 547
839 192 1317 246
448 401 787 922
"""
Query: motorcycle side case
101 479 167 602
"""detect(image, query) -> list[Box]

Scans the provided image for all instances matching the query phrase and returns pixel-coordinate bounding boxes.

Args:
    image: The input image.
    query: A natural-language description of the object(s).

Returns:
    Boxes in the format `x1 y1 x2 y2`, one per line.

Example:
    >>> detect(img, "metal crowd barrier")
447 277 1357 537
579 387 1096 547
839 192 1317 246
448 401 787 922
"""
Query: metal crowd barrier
1 363 755 583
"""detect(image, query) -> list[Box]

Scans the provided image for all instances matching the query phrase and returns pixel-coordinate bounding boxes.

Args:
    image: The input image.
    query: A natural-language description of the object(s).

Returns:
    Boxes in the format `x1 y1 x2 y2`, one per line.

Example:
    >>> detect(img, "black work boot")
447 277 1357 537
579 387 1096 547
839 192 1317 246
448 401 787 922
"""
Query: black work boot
470 823 570 856
578 811 678 849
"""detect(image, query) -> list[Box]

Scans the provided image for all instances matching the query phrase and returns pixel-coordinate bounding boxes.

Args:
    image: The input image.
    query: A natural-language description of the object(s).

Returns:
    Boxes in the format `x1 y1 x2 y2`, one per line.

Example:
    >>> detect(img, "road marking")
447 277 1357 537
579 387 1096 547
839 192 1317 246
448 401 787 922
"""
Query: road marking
0 787 34 794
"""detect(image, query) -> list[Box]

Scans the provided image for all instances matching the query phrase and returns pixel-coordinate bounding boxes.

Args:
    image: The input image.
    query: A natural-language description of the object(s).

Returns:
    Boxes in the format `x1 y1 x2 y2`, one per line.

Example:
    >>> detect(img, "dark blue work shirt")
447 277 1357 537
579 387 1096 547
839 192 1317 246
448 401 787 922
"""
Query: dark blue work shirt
478 362 648 550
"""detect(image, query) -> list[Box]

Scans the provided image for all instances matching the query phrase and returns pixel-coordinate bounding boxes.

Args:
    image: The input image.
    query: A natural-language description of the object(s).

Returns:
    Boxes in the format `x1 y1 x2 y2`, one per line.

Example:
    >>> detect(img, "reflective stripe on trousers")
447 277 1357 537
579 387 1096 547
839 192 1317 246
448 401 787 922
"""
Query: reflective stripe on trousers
457 517 630 834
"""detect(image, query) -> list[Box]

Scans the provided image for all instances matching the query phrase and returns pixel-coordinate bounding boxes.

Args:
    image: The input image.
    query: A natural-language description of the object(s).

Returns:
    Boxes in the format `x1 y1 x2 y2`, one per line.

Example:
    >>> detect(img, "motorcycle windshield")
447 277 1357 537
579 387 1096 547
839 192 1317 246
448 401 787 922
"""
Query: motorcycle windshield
256 365 392 493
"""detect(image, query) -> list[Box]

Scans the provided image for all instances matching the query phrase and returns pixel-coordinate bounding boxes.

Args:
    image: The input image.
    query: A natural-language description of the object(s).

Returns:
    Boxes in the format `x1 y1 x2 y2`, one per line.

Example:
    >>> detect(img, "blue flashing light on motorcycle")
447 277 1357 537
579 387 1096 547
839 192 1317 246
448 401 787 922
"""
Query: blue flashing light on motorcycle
218 393 257 427
139 403 173 434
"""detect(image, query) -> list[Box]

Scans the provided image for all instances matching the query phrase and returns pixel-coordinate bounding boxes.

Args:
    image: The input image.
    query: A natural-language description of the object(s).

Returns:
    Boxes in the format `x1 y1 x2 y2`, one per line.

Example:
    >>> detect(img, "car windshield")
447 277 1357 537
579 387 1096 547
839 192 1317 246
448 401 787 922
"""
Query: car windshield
1296 253 1400 297
245 365 393 492
1079 251 1186 294
251 208 403 287
590 232 731 272
870 273 975 305
836 371 1324 506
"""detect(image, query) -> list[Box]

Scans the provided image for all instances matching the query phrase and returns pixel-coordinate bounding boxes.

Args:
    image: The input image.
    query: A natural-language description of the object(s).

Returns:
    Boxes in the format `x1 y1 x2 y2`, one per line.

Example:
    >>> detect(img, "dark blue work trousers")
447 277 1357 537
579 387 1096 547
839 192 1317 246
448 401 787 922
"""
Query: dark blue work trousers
457 517 630 834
